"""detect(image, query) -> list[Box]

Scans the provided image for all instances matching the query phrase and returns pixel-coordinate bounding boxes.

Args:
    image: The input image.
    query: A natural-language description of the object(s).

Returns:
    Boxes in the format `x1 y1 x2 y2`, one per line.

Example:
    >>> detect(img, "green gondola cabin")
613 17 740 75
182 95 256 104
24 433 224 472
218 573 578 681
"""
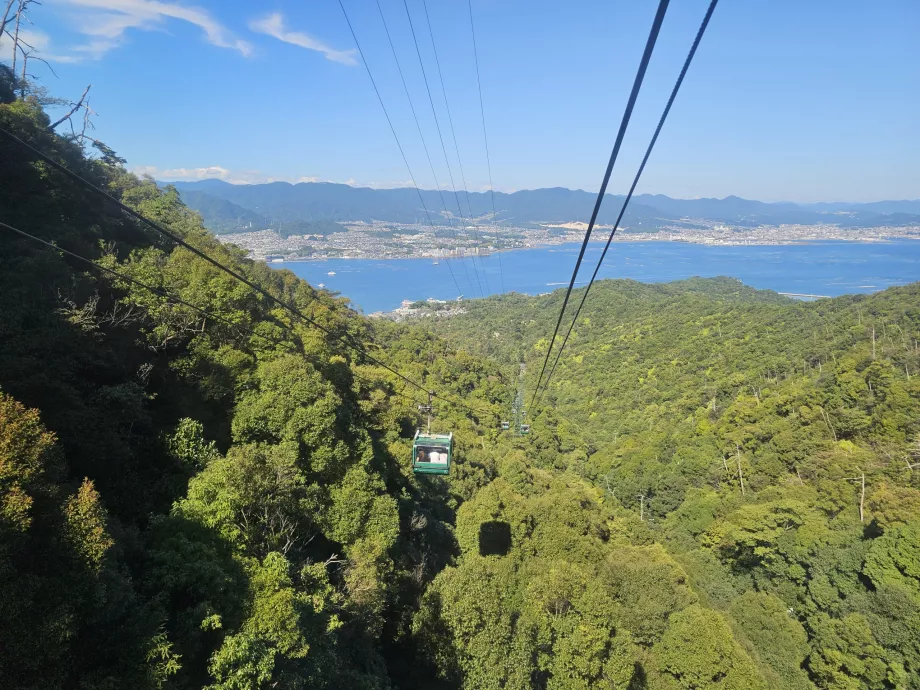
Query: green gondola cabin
520 424 530 435
501 421 510 431
412 430 453 475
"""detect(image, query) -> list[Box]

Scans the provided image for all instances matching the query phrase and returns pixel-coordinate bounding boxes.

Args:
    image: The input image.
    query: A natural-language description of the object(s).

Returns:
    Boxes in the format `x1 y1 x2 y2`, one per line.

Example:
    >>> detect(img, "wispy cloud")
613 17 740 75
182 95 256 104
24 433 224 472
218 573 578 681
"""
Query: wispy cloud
49 0 252 60
0 28 83 63
134 165 275 185
249 12 356 66
133 165 411 188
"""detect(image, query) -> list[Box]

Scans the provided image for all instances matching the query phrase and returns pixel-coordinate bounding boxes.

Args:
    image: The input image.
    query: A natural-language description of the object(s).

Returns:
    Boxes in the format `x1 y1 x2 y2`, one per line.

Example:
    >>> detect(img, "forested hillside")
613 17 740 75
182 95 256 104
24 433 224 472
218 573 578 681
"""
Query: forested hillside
437 278 920 689
3 77 920 690
0 88 505 689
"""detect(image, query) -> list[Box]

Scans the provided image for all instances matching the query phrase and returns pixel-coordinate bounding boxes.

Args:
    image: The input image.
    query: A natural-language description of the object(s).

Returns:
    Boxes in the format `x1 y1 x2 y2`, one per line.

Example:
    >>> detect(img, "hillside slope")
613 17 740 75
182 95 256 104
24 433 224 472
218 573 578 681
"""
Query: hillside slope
4 85 920 689
1 95 506 689
434 278 920 688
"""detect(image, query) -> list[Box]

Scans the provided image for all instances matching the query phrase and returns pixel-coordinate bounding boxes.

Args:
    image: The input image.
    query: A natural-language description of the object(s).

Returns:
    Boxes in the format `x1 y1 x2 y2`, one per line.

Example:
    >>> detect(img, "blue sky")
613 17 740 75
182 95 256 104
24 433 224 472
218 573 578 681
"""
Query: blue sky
4 0 918 202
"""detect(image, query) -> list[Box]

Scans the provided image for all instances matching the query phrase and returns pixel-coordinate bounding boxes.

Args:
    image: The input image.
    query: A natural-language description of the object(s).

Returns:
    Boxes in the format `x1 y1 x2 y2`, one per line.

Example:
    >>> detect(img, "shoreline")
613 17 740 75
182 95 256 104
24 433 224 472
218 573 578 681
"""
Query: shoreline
263 235 908 264
266 239 919 313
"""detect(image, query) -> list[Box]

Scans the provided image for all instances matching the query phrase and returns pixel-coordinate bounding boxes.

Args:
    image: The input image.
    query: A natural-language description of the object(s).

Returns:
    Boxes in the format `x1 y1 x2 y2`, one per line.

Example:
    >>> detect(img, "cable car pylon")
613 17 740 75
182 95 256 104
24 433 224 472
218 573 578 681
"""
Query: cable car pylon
509 362 529 435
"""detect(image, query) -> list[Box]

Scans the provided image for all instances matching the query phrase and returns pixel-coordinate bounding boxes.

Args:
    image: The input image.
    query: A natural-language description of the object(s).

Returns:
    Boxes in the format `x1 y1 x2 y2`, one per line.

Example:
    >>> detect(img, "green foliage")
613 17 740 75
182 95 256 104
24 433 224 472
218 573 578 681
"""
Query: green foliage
4 88 920 689
654 605 767 689
728 591 812 689
605 545 698 646
806 614 897 690
0 392 152 689
168 417 220 471
863 521 920 595
62 477 115 573
437 275 920 688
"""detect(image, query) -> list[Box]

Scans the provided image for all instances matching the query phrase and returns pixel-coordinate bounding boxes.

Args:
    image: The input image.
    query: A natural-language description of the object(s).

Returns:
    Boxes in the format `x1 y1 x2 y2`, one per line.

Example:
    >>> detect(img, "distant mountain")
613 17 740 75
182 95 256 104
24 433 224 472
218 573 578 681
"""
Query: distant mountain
171 187 347 236
169 180 920 231
171 181 673 229
176 190 267 233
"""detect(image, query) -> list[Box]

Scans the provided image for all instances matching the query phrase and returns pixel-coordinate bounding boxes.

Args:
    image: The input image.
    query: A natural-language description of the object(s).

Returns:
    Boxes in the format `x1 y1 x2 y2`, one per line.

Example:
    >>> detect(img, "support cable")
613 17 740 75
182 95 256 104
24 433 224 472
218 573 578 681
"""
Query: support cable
336 0 466 298
420 0 490 293
467 0 504 294
0 219 428 407
371 0 474 297
529 0 670 410
401 0 484 298
535 0 719 409
0 126 478 413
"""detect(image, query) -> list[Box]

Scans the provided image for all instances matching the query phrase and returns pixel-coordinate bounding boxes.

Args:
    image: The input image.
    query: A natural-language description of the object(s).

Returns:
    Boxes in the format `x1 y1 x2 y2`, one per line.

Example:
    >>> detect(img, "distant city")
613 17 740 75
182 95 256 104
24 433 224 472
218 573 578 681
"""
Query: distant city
170 178 920 262
215 218 920 262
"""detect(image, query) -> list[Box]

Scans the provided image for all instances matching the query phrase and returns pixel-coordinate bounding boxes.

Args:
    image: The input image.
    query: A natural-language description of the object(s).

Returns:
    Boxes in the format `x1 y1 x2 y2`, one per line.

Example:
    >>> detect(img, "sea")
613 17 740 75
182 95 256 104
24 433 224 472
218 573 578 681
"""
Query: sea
274 240 920 314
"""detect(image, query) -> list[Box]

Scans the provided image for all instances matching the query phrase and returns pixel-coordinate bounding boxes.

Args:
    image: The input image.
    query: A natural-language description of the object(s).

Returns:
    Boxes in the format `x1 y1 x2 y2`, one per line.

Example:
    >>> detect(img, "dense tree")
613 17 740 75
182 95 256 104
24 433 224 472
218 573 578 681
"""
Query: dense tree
4 84 920 690
653 605 766 689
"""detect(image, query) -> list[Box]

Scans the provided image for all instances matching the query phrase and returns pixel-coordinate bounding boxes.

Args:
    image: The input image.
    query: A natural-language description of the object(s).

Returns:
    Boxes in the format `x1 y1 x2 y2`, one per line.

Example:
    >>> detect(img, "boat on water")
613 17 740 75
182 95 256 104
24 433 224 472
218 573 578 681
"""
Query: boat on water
432 261 439 265
318 283 325 288
327 271 336 276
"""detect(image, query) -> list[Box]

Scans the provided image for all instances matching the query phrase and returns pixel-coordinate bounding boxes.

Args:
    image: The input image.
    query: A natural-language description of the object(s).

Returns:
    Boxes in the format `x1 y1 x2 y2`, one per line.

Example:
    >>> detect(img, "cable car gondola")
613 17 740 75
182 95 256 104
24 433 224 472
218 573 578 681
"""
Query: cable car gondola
412 430 453 475
412 392 453 475
501 420 510 431
520 424 530 435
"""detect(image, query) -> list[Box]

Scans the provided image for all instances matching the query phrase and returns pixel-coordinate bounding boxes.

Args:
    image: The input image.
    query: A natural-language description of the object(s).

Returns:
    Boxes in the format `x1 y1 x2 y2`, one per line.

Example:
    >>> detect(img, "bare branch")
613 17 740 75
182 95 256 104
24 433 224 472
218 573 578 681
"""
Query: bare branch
49 83 92 130
323 553 346 567
9 0 24 76
1 0 18 34
22 50 57 78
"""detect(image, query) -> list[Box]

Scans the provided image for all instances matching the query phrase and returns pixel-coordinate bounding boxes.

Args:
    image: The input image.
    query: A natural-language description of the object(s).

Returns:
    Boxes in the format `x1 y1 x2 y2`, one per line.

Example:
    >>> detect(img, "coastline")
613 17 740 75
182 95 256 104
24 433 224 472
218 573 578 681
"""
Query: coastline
266 239 920 313
262 234 909 264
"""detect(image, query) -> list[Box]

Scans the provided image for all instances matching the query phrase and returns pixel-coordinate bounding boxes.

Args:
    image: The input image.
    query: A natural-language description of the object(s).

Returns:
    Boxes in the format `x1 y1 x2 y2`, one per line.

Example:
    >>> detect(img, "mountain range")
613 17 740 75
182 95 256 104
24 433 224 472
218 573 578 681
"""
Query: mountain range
167 179 920 234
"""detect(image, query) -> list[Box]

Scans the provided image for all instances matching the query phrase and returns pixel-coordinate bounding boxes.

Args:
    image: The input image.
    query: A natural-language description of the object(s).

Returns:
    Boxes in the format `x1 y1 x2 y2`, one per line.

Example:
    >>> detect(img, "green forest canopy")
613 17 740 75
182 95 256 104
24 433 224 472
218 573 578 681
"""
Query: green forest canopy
2 82 920 690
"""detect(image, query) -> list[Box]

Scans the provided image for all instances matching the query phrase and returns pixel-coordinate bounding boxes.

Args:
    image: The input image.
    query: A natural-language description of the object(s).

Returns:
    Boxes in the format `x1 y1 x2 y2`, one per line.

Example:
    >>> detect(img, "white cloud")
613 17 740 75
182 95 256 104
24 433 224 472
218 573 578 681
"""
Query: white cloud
134 165 273 185
0 28 83 63
249 12 356 66
360 179 417 190
133 165 414 189
47 0 252 60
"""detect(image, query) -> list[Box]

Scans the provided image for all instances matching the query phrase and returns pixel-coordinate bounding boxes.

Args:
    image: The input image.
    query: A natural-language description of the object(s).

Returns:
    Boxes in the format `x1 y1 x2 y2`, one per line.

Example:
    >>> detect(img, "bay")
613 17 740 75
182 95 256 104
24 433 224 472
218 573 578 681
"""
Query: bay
274 240 920 314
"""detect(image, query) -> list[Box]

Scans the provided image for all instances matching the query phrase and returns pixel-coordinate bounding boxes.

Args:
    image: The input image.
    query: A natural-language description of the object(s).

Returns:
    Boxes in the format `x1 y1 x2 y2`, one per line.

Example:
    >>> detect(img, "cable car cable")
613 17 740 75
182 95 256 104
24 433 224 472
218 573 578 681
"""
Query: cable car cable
422 0 473 222
0 218 433 409
467 0 504 295
401 0 485 299
534 0 719 409
0 127 475 412
4 220 484 481
420 0 490 294
336 0 468 299
0 219 273 336
1 134 494 417
528 0 670 410
371 0 474 298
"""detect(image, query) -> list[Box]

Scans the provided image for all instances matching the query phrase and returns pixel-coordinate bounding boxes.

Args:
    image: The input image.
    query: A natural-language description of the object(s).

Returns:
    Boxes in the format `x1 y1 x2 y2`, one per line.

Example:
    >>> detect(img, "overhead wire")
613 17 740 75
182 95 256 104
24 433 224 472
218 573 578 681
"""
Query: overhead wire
400 0 485 299
0 126 482 415
535 0 719 409
467 0 504 294
419 0 490 294
335 0 467 299
0 219 428 408
371 0 476 297
528 0 671 410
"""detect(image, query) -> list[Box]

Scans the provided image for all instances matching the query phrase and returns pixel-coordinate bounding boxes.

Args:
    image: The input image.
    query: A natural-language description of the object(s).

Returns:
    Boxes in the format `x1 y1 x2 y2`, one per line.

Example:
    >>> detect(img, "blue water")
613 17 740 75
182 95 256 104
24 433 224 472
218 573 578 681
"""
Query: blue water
275 240 920 313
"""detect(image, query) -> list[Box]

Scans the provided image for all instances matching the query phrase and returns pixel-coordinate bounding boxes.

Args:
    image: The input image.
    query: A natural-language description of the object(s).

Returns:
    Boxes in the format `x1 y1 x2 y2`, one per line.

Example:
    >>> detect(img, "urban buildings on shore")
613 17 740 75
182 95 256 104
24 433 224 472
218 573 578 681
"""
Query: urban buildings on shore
214 218 920 262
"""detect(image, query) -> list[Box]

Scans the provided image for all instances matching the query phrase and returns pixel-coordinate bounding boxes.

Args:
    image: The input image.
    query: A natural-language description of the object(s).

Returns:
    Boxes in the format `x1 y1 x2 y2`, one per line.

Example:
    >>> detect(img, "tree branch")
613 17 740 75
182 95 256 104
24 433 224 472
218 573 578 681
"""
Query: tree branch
49 83 91 130
1 0 17 34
